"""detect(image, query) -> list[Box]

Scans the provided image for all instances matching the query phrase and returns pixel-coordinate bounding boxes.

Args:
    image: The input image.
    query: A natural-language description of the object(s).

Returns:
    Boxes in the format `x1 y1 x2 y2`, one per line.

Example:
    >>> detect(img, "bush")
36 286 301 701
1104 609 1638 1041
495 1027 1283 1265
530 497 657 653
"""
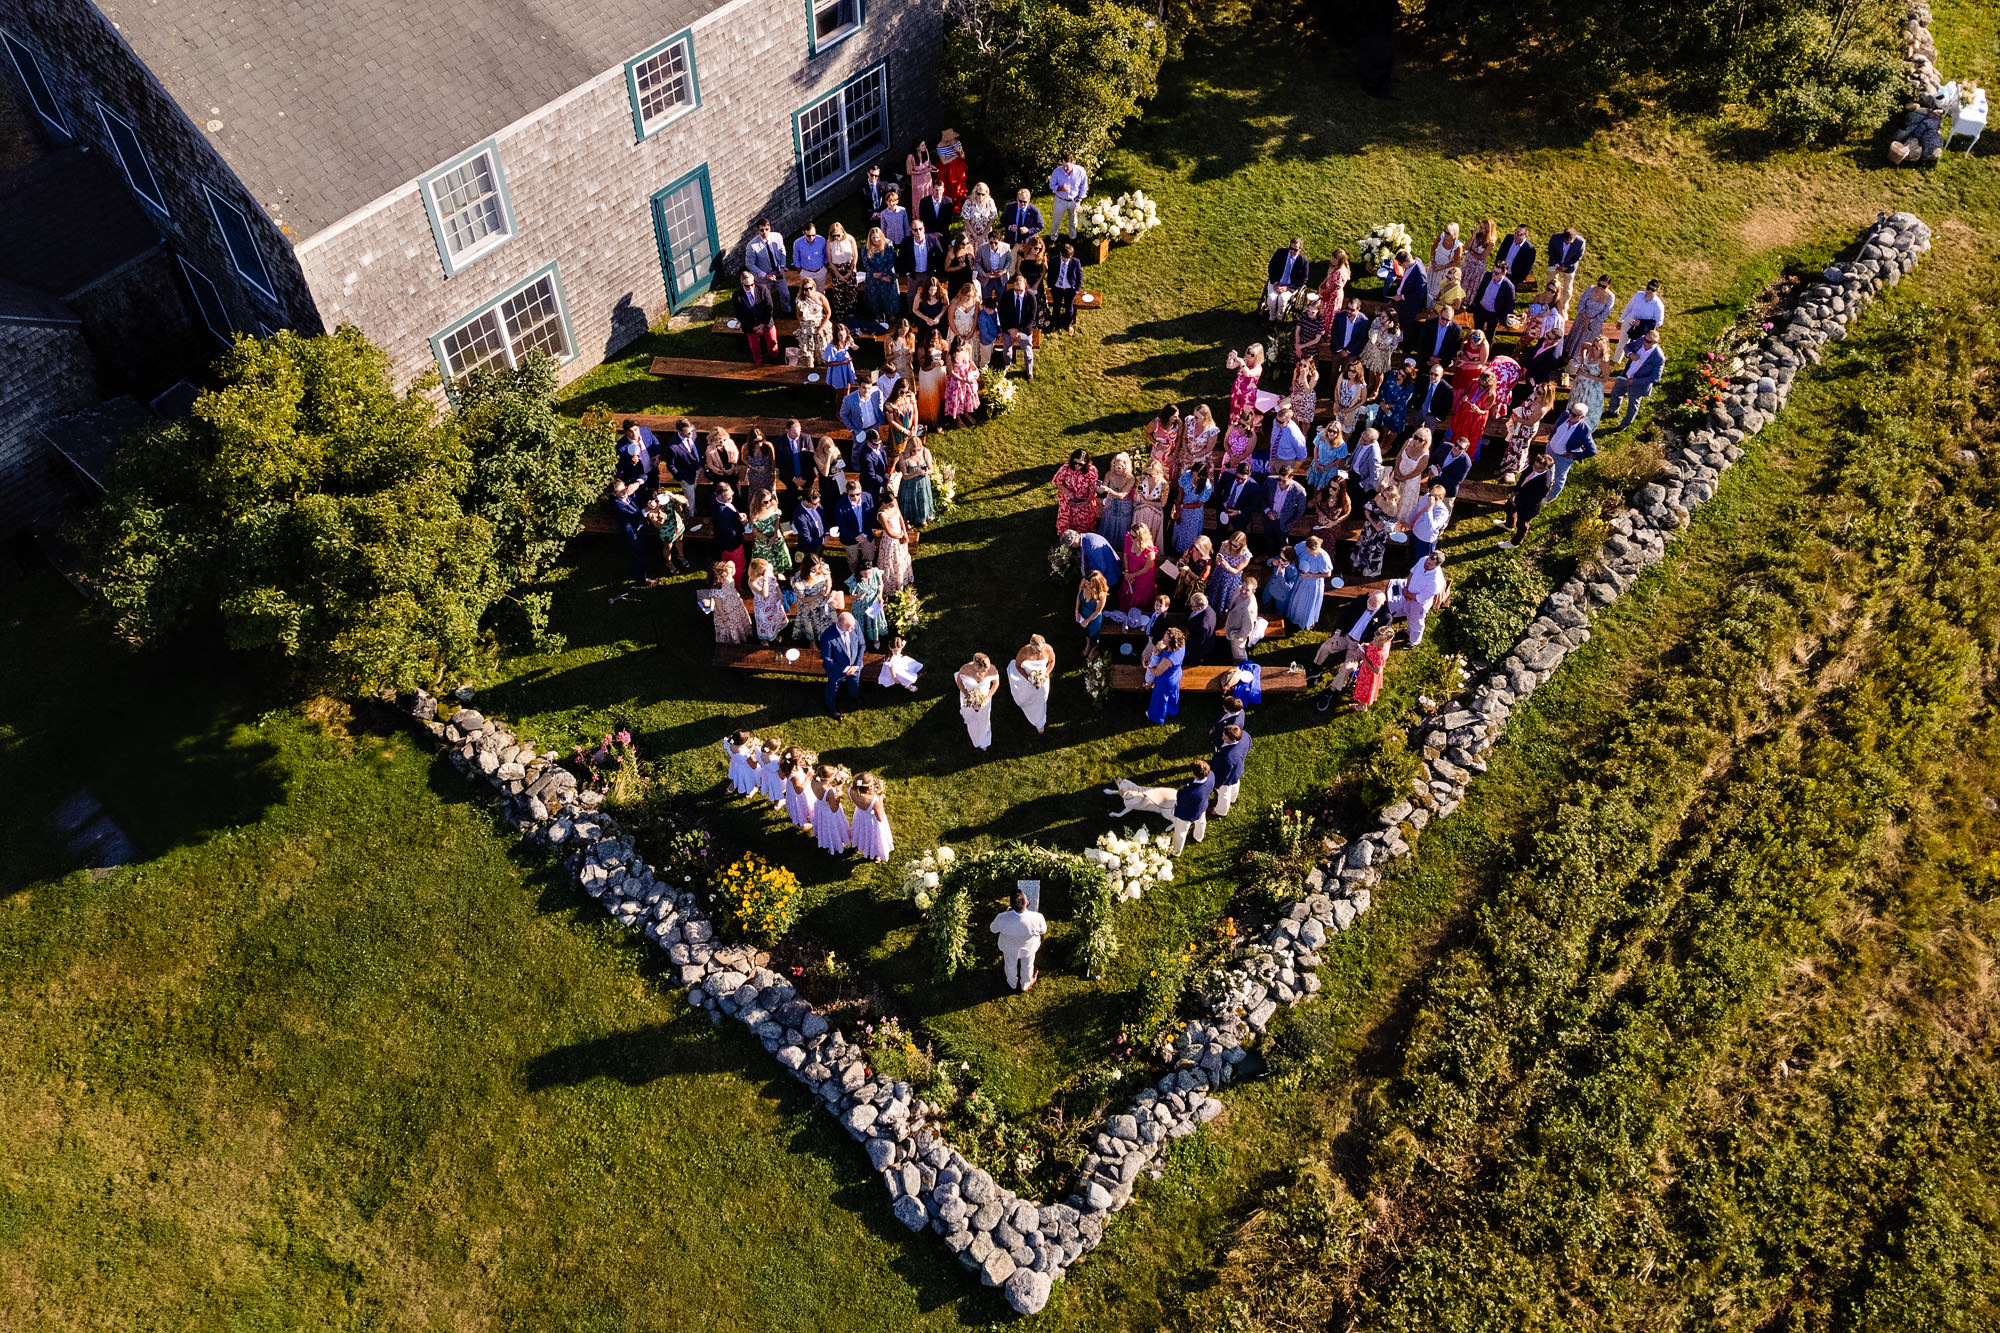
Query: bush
1451 553 1553 664
76 329 613 692
1358 732 1426 810
1765 55 1901 145
709 853 802 943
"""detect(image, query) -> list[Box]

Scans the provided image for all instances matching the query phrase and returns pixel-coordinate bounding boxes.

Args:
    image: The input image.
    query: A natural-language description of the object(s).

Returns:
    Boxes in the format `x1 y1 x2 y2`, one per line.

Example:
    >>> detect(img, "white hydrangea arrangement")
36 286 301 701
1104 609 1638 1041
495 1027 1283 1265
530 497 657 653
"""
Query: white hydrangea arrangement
1088 826 1175 902
901 845 955 912
1358 222 1413 276
1081 190 1162 242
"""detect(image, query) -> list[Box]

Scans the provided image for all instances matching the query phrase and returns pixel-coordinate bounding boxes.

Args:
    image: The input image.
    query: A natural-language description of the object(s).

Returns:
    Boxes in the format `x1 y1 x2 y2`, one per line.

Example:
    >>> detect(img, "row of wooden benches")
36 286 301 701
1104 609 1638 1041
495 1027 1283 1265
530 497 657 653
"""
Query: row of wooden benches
714 638 1306 697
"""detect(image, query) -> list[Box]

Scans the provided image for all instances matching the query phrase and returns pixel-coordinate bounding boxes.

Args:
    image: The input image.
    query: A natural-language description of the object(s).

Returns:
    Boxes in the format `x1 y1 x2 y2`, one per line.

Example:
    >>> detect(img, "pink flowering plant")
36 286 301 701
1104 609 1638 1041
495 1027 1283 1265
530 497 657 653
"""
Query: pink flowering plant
571 727 644 803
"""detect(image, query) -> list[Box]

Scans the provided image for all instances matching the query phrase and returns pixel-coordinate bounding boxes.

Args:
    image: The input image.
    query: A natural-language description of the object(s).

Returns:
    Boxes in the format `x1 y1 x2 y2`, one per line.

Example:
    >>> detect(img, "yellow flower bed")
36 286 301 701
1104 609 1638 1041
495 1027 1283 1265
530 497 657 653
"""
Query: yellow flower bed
712 853 802 943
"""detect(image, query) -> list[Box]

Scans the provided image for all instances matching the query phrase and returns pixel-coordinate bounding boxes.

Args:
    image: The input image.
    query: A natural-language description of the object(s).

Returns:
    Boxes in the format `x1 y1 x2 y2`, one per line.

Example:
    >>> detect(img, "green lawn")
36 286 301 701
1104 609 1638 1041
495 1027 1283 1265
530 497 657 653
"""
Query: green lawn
5 10 2000 1330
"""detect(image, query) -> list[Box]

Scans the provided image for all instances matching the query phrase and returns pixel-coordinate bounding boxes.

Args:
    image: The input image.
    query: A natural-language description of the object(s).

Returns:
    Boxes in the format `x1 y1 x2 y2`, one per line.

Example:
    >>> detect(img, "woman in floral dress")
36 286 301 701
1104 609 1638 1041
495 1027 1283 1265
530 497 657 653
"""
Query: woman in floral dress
886 319 918 394
1184 404 1220 473
1350 626 1394 710
1428 224 1463 305
1171 462 1212 556
876 491 914 595
1176 534 1213 604
1378 361 1417 438
745 486 792 578
1307 480 1351 551
1570 337 1611 431
1147 405 1182 481
1097 451 1137 547
1359 310 1401 394
959 181 997 249
1054 450 1099 535
1317 248 1351 312
1288 358 1320 430
1207 530 1253 611
1462 218 1498 290
825 223 859 328
1451 330 1491 408
747 557 788 644
1565 277 1616 365
742 430 777 498
1221 412 1259 475
706 561 751 644
1132 457 1169 552
795 278 831 369
846 556 888 645
859 228 900 326
1330 360 1368 437
1351 503 1391 580
1227 344 1266 423
1501 382 1557 481
790 556 837 643
943 339 981 426
1306 421 1348 492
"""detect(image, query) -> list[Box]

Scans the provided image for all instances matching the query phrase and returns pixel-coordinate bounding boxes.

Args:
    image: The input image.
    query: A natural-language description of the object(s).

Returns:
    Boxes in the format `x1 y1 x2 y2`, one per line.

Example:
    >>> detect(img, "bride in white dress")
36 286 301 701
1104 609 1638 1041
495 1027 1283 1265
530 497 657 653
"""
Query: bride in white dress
1006 636 1056 735
955 654 1000 750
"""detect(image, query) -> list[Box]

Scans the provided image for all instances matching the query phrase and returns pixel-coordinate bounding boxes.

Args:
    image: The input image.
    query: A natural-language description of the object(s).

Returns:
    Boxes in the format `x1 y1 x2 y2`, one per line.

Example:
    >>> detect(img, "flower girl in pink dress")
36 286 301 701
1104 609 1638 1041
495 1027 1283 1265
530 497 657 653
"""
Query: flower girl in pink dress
814 765 853 854
849 772 894 862
756 737 788 804
782 748 818 831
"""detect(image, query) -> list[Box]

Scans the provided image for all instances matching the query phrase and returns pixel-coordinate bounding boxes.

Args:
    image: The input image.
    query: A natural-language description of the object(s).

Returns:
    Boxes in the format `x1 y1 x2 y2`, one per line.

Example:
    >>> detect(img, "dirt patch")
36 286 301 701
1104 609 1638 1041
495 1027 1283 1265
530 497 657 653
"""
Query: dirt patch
1739 206 1804 251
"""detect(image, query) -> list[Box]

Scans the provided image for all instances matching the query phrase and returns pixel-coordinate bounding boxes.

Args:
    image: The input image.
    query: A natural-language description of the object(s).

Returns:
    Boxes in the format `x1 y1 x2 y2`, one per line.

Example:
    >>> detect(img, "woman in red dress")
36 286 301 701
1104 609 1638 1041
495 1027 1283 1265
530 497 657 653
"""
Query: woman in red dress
1451 329 1491 407
1448 369 1501 461
1227 344 1266 423
1054 449 1100 535
935 129 969 204
1350 625 1393 710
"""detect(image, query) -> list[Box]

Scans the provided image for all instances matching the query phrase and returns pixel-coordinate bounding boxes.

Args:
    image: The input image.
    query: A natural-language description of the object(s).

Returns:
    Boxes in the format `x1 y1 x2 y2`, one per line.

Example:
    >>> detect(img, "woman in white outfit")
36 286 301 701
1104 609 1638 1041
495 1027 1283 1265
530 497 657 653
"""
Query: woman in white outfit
989 889 1048 991
955 653 1000 750
1006 635 1056 734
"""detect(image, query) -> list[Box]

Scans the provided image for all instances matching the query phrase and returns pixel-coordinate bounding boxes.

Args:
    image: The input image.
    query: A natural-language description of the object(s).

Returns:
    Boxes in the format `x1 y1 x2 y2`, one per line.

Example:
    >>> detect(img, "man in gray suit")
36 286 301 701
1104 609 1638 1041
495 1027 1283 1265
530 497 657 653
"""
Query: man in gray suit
1601 328 1666 433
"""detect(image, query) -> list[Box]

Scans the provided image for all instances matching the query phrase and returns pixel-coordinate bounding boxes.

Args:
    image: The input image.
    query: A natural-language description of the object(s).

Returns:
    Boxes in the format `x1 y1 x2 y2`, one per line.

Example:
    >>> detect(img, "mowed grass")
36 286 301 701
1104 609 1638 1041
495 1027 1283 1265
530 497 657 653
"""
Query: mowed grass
523 19 2000 1112
3 13 1999 1332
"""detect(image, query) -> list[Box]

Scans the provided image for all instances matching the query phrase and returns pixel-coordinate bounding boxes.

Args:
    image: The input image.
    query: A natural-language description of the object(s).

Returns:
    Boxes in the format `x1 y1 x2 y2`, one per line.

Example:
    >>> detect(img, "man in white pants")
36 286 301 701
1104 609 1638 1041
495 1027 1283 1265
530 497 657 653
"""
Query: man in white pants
990 889 1047 992
1170 759 1217 854
1210 722 1250 817
1048 152 1089 238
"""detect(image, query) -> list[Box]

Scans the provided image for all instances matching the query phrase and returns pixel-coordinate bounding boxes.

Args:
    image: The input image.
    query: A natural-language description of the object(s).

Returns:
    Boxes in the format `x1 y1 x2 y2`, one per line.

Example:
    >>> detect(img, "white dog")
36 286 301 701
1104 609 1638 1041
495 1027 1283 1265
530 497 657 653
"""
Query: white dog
1105 778 1177 819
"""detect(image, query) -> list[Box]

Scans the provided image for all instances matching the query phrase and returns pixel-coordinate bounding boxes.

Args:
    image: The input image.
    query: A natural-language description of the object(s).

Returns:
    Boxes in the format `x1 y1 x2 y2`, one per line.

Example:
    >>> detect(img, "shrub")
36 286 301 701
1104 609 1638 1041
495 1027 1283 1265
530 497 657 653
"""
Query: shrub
1451 553 1553 664
1358 732 1426 810
709 853 802 943
1765 55 1900 146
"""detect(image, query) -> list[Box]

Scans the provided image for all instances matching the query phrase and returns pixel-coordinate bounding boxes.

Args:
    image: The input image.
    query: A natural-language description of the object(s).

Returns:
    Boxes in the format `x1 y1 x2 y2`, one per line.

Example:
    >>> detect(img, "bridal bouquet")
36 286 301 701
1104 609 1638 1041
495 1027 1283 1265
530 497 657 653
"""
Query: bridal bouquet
1088 826 1176 902
958 676 992 711
901 844 955 912
1357 222 1413 275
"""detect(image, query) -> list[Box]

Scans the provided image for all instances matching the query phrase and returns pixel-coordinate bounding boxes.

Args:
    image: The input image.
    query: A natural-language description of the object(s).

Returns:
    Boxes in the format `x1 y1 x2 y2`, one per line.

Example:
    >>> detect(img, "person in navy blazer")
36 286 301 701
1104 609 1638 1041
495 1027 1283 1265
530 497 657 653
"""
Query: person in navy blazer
1170 759 1216 853
1326 297 1371 366
917 179 957 236
1182 591 1218 664
1210 722 1251 817
1547 226 1586 274
1601 328 1667 433
1495 225 1537 286
1216 464 1265 540
792 478 828 560
1470 268 1516 339
895 221 945 280
1414 307 1462 367
1391 250 1430 342
773 419 811 490
663 418 702 512
710 482 747 587
1263 237 1311 323
819 611 868 718
855 432 891 500
832 477 876 569
1432 436 1472 500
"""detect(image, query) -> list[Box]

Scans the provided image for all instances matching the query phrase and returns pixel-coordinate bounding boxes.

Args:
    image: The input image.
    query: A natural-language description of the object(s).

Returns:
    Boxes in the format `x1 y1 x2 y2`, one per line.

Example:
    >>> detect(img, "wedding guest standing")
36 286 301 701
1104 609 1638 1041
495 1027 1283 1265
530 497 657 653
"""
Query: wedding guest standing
1359 307 1401 393
1145 627 1186 724
1049 240 1083 332
846 555 888 646
1379 360 1417 437
1049 150 1089 238
1263 467 1309 558
1055 449 1101 535
1122 522 1159 613
1211 722 1250 818
735 270 779 365
1409 485 1450 560
1307 480 1351 551
876 490 915 595
1317 249 1352 316
850 772 895 862
1002 187 1044 253
745 216 791 313
944 338 981 427
711 481 746 587
1601 328 1666 434
663 418 701 514
960 181 998 250
1566 275 1615 362
792 220 829 292
1185 403 1221 471
860 228 900 325
1496 224 1536 286
1293 294 1327 364
1098 451 1137 547
1449 370 1501 457
1391 249 1429 336
955 653 1000 750
1076 569 1110 652
1008 635 1056 734
832 477 875 572
1350 625 1395 710
793 479 827 562
1569 336 1611 431
747 557 787 644
1264 236 1311 324
1428 223 1463 304
907 139 935 201
936 128 968 201
823 324 858 394
1171 462 1213 556
1352 502 1391 579
919 176 957 238
826 222 860 326
1147 404 1183 476
1542 401 1597 500
1548 225 1586 274
893 427 935 528
1462 218 1498 289
1227 344 1266 422
1169 760 1215 854
999 272 1039 380
1327 295 1370 373
1288 534 1335 632
1500 382 1557 481
1499 451 1554 548
991 889 1048 992
1617 278 1666 353
1224 576 1266 662
878 190 911 246
791 555 837 643
1470 263 1516 340
706 561 751 644
1133 458 1169 551
1307 420 1348 492
1329 361 1368 437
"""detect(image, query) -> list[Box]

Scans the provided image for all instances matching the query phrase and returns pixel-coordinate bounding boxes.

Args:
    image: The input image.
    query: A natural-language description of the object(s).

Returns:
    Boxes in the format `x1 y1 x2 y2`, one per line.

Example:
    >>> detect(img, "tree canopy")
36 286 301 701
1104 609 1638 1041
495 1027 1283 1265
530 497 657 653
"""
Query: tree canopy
79 328 613 693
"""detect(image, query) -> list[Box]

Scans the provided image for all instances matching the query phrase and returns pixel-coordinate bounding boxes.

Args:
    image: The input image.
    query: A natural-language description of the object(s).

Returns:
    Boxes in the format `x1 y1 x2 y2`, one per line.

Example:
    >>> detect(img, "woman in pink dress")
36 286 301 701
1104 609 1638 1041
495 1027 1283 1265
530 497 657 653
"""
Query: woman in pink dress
1147 405 1182 482
1451 330 1491 407
849 772 894 862
1054 449 1100 535
906 141 934 201
1227 344 1265 423
1222 411 1260 473
1121 523 1158 612
943 340 981 426
1351 627 1393 710
1317 248 1350 312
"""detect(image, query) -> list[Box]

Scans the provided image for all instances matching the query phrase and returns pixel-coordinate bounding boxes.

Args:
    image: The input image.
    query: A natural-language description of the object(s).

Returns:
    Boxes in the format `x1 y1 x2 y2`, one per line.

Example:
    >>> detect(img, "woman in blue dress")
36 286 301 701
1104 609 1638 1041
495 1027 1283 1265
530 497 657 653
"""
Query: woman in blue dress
1261 547 1298 616
846 558 888 645
1305 422 1348 492
858 228 901 326
1207 531 1252 613
822 325 857 391
1075 571 1109 654
1170 462 1212 556
1144 627 1186 724
1377 361 1417 437
1288 535 1334 632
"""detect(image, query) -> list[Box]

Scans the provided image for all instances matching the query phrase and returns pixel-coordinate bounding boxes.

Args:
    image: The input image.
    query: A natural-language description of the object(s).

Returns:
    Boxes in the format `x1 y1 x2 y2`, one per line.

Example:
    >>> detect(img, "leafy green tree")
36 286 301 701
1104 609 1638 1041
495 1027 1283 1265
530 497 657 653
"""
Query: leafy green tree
78 327 613 693
940 0 1170 179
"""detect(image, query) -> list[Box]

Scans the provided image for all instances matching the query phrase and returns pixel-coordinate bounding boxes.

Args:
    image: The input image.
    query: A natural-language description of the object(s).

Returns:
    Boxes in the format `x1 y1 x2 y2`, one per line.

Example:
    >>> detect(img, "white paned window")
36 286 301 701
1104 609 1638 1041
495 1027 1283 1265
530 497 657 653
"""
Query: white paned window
436 271 573 382
796 64 888 200
177 256 230 341
98 104 165 213
422 143 513 273
205 187 276 301
2 31 64 135
811 0 863 52
631 35 695 136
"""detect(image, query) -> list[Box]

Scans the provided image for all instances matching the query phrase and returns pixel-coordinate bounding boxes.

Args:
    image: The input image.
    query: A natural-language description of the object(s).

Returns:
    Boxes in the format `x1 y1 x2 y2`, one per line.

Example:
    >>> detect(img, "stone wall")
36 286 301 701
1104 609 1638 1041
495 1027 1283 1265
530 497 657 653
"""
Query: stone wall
1887 2 1947 164
297 1 944 391
396 212 1931 1318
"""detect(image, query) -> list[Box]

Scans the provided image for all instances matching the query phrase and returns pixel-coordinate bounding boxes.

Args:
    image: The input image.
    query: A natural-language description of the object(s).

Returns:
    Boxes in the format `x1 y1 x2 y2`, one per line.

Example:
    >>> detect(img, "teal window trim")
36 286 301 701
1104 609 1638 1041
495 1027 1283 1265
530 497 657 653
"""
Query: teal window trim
650 163 718 312
790 58 890 206
427 261 578 394
0 29 66 137
419 138 517 278
625 28 701 142
804 0 865 58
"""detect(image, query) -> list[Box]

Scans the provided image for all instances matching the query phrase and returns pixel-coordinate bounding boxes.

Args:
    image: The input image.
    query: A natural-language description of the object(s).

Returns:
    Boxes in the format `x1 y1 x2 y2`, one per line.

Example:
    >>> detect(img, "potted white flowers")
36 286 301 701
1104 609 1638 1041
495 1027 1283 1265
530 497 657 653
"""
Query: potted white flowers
1087 826 1176 902
1079 191 1163 262
1357 222 1414 283
901 845 955 912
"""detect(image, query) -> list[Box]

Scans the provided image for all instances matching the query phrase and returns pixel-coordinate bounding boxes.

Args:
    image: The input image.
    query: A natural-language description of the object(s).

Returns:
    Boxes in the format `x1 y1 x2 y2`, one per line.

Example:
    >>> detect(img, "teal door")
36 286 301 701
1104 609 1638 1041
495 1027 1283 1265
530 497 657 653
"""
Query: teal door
652 165 719 310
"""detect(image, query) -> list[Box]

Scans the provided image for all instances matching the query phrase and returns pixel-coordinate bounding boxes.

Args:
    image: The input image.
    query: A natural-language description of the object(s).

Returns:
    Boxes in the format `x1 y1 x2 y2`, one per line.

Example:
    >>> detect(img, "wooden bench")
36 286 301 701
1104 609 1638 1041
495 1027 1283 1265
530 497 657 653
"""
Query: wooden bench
649 356 821 387
715 642 886 675
1109 663 1310 694
614 413 846 442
